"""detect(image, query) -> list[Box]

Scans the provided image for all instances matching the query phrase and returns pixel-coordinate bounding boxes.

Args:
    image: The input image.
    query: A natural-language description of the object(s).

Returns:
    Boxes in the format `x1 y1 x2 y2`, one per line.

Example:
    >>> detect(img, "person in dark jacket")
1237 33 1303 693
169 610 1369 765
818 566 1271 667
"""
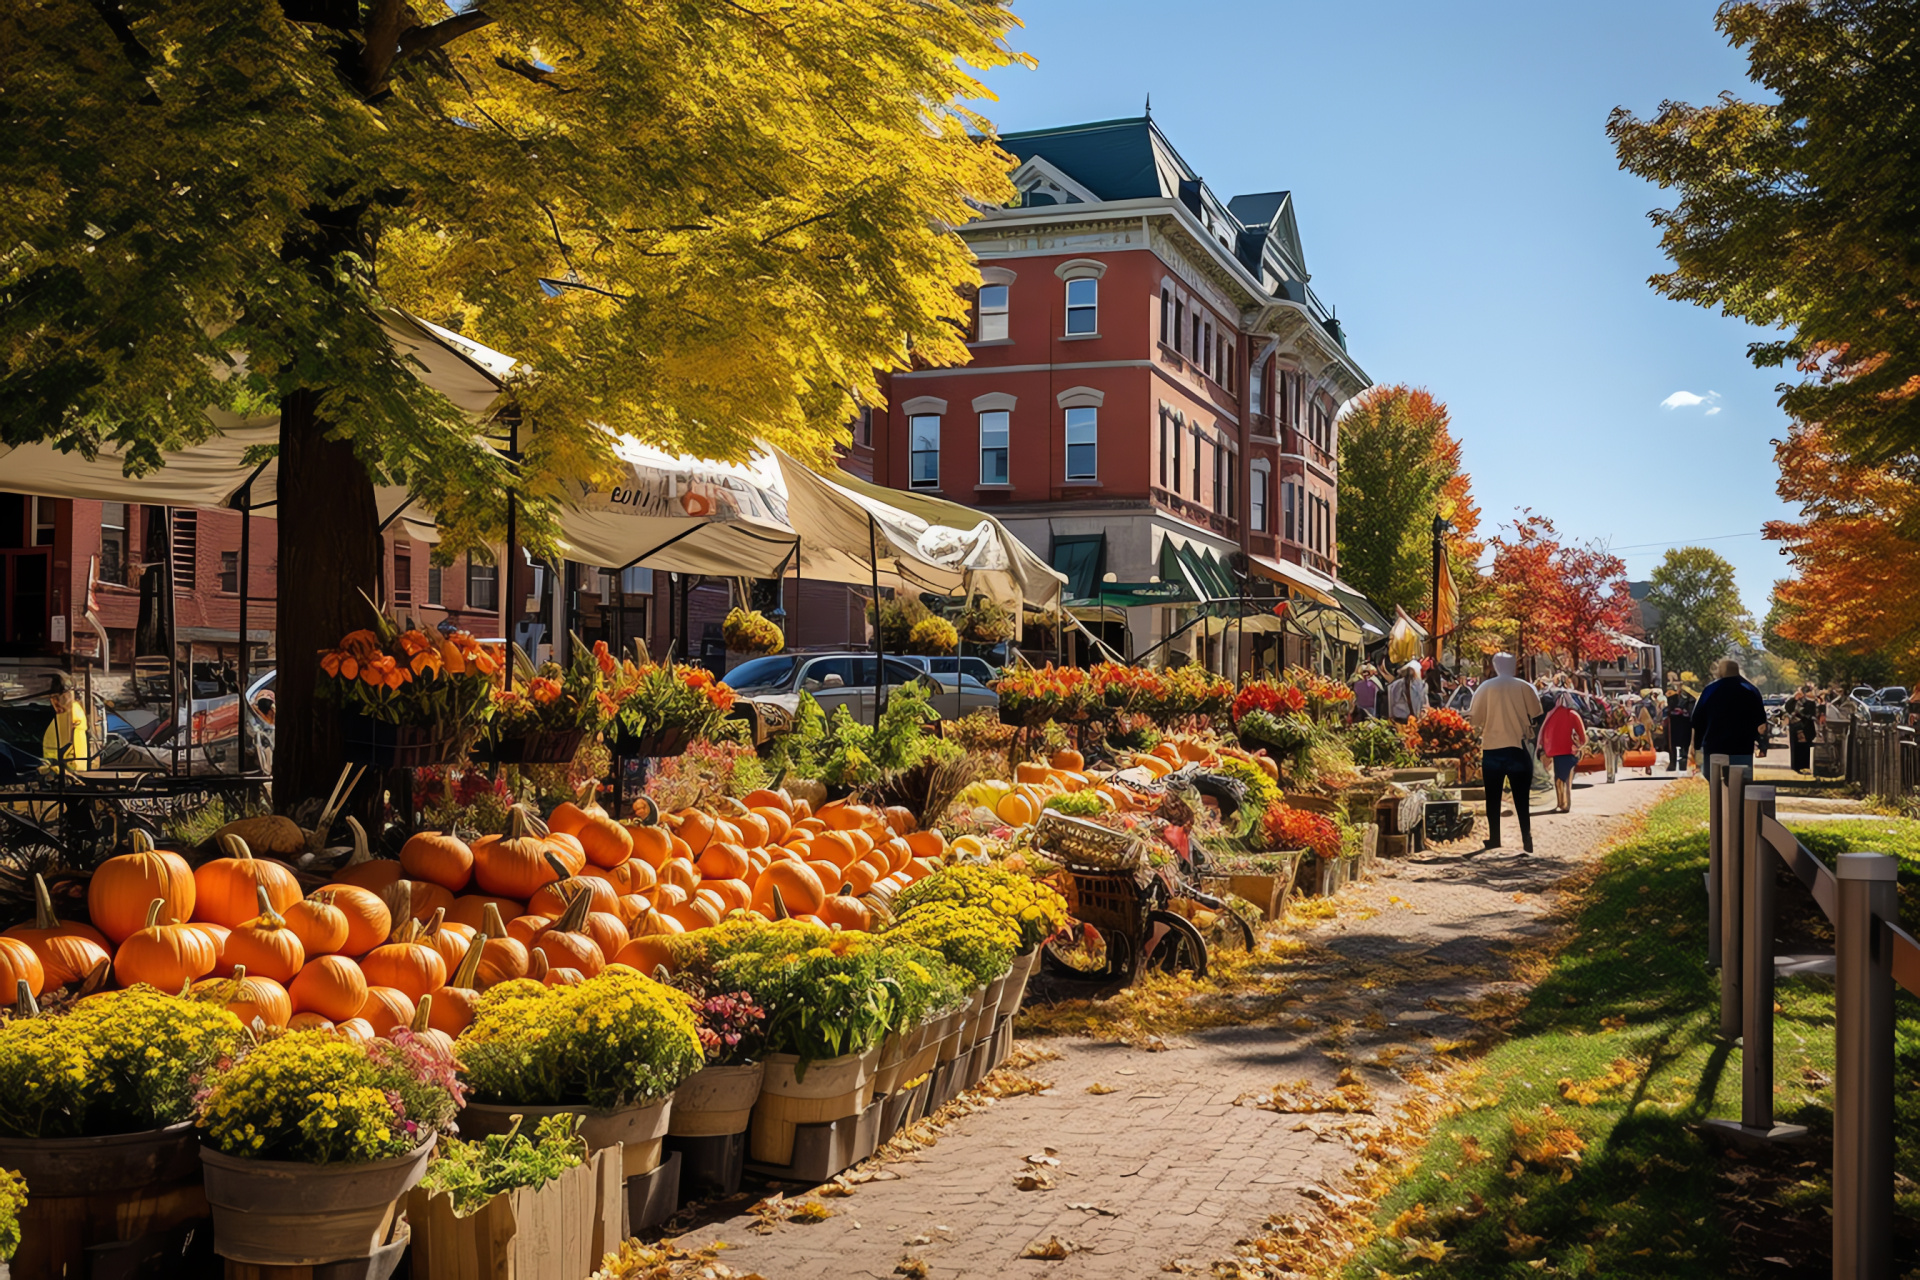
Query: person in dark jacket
1663 687 1695 772
1690 659 1768 770
1784 684 1820 773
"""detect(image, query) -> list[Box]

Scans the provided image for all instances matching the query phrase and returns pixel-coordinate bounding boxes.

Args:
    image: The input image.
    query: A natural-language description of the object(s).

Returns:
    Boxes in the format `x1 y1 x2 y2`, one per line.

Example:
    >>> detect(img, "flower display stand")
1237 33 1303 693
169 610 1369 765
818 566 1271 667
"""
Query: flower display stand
481 728 587 765
749 1048 881 1167
742 1097 884 1184
339 712 462 769
0 1121 210 1279
990 1015 1015 1070
406 1145 622 1280
460 1098 672 1180
665 1062 763 1199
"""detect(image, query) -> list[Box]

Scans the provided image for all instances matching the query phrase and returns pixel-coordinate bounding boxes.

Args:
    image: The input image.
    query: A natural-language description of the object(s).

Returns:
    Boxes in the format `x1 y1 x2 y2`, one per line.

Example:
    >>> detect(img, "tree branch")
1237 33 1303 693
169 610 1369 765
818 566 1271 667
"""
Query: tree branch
359 0 408 96
495 55 573 91
396 10 496 61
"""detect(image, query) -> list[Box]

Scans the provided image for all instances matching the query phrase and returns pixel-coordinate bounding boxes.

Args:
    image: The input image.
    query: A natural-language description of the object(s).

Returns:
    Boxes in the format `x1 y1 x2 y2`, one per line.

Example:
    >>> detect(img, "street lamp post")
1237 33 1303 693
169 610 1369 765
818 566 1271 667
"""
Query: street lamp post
1430 513 1455 672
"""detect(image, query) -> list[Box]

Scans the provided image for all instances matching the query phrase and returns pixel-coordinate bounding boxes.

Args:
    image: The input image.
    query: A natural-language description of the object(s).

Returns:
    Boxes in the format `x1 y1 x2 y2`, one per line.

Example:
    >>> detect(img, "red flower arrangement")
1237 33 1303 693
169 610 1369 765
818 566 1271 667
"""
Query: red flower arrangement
1233 679 1308 724
1260 803 1343 860
1407 707 1478 758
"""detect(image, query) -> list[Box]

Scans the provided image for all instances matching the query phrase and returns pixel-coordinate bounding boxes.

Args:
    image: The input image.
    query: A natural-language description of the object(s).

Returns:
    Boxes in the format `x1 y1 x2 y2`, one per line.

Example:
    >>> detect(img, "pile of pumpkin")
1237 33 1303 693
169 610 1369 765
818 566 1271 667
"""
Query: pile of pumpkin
0 784 949 1043
965 740 1278 828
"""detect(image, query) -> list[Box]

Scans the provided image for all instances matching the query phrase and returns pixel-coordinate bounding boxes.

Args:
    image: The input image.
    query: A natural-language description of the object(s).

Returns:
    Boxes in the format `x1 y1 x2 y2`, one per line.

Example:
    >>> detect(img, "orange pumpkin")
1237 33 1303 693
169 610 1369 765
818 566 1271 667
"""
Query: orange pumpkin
612 893 652 927
284 890 350 958
333 1017 376 1044
544 832 588 875
696 842 751 882
222 886 306 983
665 895 722 932
472 806 564 899
527 853 620 918
195 967 291 1028
0 937 45 1000
674 810 717 857
317 883 392 957
506 913 554 947
528 889 607 977
751 861 825 918
750 807 792 844
741 787 793 815
193 835 301 929
659 858 699 894
583 858 654 898
706 878 752 913
813 831 863 870
114 898 216 991
428 933 487 1037
398 831 474 892
817 892 872 932
191 922 232 973
445 894 524 931
612 933 680 975
881 805 918 836
358 985 416 1036
730 812 770 850
839 861 879 898
290 954 369 1022
905 829 947 861
553 784 634 869
289 1012 336 1033
1049 748 1085 772
406 879 457 924
88 832 195 944
418 910 470 974
6 874 111 989
360 920 448 1001
627 823 674 870
474 903 530 987
547 781 608 836
582 911 629 963
332 854 405 894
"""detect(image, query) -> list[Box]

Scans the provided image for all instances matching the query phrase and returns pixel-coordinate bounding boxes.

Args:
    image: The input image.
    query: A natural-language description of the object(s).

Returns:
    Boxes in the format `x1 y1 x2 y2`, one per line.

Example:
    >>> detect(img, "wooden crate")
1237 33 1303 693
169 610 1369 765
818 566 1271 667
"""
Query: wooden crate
405 1146 623 1280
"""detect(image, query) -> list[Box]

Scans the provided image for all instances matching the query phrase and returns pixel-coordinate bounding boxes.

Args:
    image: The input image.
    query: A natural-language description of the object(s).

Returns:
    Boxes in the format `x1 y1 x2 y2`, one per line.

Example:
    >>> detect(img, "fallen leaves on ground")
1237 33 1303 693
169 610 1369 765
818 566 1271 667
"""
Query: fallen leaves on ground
1238 1067 1378 1115
1020 1237 1077 1259
894 1260 929 1279
787 1200 836 1224
1086 1081 1118 1094
1555 1057 1643 1106
1014 1170 1056 1191
593 1240 749 1280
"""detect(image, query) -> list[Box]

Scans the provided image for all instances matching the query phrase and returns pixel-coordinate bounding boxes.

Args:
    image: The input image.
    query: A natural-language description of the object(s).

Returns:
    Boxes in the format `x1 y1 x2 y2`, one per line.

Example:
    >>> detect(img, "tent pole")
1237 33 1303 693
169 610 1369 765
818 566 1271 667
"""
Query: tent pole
793 538 802 650
503 415 518 691
869 516 887 724
238 479 252 776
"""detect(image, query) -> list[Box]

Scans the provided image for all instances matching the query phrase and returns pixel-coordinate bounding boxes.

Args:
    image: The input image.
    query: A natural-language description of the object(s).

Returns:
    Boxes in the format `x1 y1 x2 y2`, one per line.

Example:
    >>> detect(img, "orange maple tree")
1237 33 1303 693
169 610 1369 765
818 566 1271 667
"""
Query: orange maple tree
1765 422 1920 673
1489 512 1632 668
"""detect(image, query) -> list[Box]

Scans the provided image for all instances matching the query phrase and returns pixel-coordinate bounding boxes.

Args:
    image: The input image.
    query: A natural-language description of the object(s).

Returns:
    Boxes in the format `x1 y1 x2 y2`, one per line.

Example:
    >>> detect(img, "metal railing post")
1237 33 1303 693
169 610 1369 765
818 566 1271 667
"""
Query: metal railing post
1834 852 1897 1280
1708 755 1728 970
1719 761 1749 1040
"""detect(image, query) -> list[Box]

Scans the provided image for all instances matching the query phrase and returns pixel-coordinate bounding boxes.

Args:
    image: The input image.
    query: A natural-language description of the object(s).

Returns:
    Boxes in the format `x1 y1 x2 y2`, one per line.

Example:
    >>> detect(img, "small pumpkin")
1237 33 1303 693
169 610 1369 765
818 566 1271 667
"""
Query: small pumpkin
88 831 195 944
418 909 469 974
316 882 390 957
409 995 456 1059
221 885 306 983
751 861 825 918
6 874 111 988
551 782 634 869
0 937 45 1000
583 857 655 898
284 890 351 958
527 853 619 919
114 898 216 991
474 902 530 987
528 885 607 977
194 965 291 1028
626 821 674 869
817 888 872 932
398 830 474 892
193 834 301 928
428 916 488 1037
290 954 369 1022
358 985 416 1036
445 894 524 931
471 805 564 899
360 919 448 1002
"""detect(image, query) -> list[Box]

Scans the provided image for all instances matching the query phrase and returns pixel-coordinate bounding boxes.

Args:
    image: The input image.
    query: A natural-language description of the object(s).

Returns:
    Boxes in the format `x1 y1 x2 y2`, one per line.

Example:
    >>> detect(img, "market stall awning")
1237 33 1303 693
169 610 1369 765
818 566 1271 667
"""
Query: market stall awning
1247 553 1341 608
1051 534 1106 604
1155 529 1236 608
1327 580 1390 635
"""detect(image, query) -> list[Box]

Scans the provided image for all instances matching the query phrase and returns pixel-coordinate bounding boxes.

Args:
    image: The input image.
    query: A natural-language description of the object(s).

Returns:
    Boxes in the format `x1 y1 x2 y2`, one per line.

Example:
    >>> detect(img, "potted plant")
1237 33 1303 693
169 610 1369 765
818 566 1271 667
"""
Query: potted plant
907 615 959 655
1406 707 1478 763
482 638 614 765
406 1114 622 1280
196 1027 461 1267
955 596 1015 646
661 986 768 1197
891 865 1067 1021
722 607 784 657
0 985 247 1276
319 611 497 768
454 969 703 1180
613 657 737 759
0 1167 21 1280
880 901 1018 1050
990 663 1091 728
1260 803 1344 897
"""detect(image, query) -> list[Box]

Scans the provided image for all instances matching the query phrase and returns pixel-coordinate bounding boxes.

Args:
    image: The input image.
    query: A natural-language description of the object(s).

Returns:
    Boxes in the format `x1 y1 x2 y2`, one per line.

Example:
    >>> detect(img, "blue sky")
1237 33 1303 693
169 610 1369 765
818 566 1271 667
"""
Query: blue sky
975 0 1789 619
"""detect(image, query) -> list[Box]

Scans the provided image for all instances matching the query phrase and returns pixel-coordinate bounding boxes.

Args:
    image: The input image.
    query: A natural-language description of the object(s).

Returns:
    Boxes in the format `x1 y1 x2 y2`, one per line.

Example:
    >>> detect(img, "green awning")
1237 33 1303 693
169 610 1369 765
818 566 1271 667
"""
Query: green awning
1096 579 1198 605
1051 534 1106 605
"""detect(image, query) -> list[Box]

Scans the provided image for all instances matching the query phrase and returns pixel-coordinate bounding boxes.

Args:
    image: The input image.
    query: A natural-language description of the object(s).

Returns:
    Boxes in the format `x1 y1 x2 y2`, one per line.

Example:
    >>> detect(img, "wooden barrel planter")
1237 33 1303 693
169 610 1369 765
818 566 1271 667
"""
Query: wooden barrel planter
480 728 588 765
667 1065 765 1139
339 713 462 769
200 1137 434 1268
749 1046 882 1167
461 1096 672 1180
0 1121 206 1278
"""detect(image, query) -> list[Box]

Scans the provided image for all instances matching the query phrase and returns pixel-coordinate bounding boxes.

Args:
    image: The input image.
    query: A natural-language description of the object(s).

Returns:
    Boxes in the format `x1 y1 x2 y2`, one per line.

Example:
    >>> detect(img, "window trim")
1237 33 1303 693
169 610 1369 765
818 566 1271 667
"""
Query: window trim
908 413 942 490
1250 462 1270 532
1064 405 1098 482
1063 276 1098 336
466 553 499 612
975 283 1009 343
977 408 1010 487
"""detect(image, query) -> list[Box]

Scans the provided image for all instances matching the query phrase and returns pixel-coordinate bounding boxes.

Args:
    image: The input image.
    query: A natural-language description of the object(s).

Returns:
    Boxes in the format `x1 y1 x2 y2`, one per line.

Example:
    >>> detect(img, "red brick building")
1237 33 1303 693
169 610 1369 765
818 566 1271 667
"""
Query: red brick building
870 117 1373 670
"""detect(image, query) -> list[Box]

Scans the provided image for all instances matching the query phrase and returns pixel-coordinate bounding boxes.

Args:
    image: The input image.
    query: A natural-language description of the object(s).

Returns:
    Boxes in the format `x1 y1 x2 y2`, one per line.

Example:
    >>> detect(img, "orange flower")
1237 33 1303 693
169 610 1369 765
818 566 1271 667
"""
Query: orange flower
340 629 382 662
593 640 615 676
320 650 343 678
397 629 435 657
529 676 562 705
409 647 443 677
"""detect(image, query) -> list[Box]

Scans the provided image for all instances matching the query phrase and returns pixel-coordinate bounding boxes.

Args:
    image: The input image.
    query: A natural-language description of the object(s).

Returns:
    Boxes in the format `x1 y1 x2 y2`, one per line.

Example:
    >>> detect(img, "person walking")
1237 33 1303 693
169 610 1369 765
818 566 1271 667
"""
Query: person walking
1690 658 1768 771
1632 699 1659 776
1352 665 1382 721
1468 652 1543 854
1784 683 1819 773
1538 691 1588 812
1663 686 1695 772
1386 661 1428 725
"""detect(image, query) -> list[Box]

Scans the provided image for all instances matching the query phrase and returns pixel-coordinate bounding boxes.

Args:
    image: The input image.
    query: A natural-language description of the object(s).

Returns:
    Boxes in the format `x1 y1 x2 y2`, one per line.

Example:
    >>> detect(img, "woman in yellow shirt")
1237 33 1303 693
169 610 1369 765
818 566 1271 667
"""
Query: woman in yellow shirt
40 672 89 774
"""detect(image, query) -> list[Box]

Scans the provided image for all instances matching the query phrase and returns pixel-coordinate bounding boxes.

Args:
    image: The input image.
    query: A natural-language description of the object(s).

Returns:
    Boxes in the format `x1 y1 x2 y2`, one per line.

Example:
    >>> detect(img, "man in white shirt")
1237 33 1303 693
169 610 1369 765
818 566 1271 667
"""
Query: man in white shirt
1468 653 1544 854
1386 662 1428 724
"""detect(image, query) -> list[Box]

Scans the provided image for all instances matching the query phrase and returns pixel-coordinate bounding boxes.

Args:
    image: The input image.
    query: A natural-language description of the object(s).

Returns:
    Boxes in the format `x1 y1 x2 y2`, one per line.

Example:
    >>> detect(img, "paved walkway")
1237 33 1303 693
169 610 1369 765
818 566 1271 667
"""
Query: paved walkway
669 768 1677 1279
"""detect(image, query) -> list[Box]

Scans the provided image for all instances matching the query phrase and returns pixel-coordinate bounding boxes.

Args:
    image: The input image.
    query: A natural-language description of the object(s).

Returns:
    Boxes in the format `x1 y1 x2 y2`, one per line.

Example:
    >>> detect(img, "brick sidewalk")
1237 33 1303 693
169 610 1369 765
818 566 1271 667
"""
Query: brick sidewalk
665 771 1675 1280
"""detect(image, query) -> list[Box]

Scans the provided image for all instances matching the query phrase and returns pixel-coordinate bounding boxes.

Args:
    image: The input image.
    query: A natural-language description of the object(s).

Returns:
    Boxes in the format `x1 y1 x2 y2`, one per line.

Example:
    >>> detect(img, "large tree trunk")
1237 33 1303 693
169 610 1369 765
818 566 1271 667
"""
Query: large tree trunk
274 389 384 815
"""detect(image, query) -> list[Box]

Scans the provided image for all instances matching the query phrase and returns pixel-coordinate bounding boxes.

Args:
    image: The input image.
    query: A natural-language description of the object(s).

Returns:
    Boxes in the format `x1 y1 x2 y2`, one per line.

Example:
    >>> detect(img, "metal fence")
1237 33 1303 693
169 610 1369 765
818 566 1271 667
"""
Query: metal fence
1707 757 1916 1277
1842 720 1920 800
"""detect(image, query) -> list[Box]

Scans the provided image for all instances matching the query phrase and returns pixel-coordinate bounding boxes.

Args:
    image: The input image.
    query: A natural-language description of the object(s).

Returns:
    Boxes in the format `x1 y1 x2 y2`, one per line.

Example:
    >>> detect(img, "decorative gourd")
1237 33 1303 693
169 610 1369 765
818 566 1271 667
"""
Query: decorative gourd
335 1017 377 1044
88 831 195 944
0 937 45 1000
473 902 530 987
316 882 390 957
418 910 469 974
445 894 523 930
817 889 872 932
752 861 825 918
358 985 416 1036
360 918 448 1002
398 831 474 892
527 853 619 918
195 965 291 1028
114 898 216 991
193 834 301 928
6 875 111 988
221 886 305 983
529 887 607 977
471 806 564 899
284 890 351 958
290 954 369 1022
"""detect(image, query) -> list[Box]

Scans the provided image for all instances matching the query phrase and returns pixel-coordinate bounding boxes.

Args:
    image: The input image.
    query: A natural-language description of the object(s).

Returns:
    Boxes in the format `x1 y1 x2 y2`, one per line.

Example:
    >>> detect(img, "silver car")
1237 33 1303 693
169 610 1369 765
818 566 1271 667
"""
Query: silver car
722 652 998 726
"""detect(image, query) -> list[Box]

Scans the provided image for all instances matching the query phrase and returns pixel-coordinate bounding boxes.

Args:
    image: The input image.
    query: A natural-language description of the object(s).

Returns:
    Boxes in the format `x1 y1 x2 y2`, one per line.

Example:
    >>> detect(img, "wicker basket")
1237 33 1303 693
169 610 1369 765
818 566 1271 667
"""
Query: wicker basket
1062 869 1144 936
1032 811 1145 872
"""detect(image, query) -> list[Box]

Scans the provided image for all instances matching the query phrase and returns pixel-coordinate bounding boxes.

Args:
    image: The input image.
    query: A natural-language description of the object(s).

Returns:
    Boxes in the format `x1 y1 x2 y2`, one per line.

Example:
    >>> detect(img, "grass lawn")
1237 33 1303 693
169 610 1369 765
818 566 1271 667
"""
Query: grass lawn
1344 783 1920 1278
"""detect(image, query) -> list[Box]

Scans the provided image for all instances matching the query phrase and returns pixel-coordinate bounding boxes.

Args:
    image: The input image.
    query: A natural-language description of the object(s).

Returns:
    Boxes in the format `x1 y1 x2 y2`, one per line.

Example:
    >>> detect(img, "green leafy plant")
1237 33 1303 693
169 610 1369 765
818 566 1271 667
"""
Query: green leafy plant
907 615 959 655
868 595 936 652
701 922 895 1068
881 900 1019 985
1344 717 1417 768
417 1113 586 1217
1213 755 1281 815
1237 709 1318 778
763 690 827 777
818 682 956 789
0 1167 23 1262
955 596 1015 644
872 940 972 1032
457 970 704 1110
200 1030 462 1163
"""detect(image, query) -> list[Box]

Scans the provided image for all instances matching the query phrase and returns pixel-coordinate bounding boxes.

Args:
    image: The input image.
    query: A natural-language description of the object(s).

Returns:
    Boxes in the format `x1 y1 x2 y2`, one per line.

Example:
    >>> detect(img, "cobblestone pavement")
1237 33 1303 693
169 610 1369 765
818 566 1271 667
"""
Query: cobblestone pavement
673 769 1678 1280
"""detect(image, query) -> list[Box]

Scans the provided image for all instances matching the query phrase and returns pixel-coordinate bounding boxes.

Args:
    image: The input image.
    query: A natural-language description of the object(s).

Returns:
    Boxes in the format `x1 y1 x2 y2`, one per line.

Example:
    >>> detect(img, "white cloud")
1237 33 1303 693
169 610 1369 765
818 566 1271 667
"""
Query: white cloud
1661 390 1723 412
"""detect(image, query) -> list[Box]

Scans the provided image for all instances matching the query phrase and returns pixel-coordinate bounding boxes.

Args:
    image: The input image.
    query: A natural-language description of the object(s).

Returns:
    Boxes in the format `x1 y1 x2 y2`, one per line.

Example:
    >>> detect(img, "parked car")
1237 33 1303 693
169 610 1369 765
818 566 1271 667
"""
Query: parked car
721 652 997 726
889 654 1001 685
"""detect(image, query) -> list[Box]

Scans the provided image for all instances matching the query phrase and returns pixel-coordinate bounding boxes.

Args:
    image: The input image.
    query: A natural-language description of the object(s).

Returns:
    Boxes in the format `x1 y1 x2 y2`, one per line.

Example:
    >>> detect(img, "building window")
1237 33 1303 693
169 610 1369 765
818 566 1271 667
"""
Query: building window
979 410 1009 485
1250 362 1265 418
976 284 1009 342
1221 339 1233 391
909 414 941 489
100 502 128 585
467 555 498 611
1202 320 1214 380
1174 298 1186 353
1065 278 1097 334
1251 469 1268 532
1065 407 1098 480
219 550 238 594
1191 426 1202 496
427 563 443 606
1191 314 1202 360
1160 289 1173 347
393 543 412 606
1283 482 1298 542
1212 446 1223 513
1159 411 1169 486
1171 418 1182 493
858 407 873 447
32 498 56 548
